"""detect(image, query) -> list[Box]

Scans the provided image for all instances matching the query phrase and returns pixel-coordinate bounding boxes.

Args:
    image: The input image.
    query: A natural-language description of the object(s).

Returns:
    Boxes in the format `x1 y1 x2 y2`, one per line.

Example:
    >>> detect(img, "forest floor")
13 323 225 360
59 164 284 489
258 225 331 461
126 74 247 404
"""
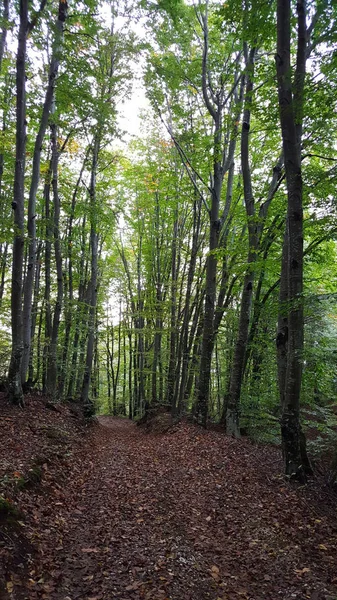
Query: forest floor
1 394 337 600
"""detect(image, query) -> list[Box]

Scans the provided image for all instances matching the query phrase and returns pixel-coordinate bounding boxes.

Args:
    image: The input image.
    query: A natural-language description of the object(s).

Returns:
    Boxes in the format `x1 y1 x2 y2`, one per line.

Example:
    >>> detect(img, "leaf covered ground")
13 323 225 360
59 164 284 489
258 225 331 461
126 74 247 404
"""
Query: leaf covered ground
1 395 337 600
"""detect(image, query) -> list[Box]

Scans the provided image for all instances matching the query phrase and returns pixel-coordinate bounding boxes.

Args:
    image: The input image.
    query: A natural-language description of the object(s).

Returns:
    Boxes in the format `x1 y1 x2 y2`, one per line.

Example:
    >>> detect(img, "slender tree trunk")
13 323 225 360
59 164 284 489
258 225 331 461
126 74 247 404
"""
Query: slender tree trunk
107 337 112 414
27 241 42 387
176 199 202 414
196 156 221 426
67 217 87 398
225 46 256 436
46 122 63 396
59 157 87 398
36 298 44 386
113 313 122 412
22 0 68 384
0 242 8 307
8 0 28 406
167 214 178 410
128 329 133 419
122 323 127 414
276 224 289 408
81 138 99 415
43 173 52 393
195 10 242 424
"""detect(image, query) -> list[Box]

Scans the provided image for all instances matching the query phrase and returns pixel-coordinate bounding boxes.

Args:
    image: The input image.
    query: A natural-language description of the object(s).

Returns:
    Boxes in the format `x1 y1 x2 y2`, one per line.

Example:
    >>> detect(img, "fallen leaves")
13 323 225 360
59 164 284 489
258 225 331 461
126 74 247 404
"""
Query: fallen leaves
1 400 337 600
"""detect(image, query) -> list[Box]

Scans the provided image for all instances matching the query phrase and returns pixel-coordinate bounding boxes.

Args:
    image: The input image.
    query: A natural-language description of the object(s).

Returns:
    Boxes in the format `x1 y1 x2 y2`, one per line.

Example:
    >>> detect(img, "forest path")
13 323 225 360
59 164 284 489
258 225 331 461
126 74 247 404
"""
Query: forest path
47 417 336 600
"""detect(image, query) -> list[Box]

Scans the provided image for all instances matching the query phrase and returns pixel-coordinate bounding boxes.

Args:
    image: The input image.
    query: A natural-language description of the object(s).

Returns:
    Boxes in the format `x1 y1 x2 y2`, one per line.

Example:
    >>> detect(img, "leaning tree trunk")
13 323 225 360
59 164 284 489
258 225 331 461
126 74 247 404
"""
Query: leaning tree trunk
8 0 28 406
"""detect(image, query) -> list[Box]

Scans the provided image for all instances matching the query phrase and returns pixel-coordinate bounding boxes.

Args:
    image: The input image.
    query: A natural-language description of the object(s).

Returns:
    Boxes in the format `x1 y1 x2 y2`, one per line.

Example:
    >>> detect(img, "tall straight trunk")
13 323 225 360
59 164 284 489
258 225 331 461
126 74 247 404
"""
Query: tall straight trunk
22 0 68 384
108 325 118 414
166 214 178 410
244 214 284 375
42 171 52 393
195 9 242 425
59 156 87 398
116 306 123 407
122 324 127 413
176 198 202 414
46 122 63 395
0 242 8 307
75 293 90 396
276 224 289 408
128 329 133 418
195 119 222 427
106 327 112 414
226 46 256 436
8 0 28 406
276 0 308 479
36 298 44 386
151 193 163 405
67 216 87 398
92 323 99 399
81 138 99 413
27 241 42 386
137 297 145 415
186 313 204 407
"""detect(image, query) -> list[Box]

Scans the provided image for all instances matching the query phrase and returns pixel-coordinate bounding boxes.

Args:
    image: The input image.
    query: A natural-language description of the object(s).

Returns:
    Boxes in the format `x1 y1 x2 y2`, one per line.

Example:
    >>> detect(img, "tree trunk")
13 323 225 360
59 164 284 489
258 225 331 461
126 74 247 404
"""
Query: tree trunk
58 156 88 398
176 197 202 414
22 0 68 384
276 0 309 480
46 121 63 396
0 242 8 307
26 241 42 387
226 47 256 436
81 138 99 415
8 0 28 407
166 215 178 410
42 171 52 393
67 216 87 398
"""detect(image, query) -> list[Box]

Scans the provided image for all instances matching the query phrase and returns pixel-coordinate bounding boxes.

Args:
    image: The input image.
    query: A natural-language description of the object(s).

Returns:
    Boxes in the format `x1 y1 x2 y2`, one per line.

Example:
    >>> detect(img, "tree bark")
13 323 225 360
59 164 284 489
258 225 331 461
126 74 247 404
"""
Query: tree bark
0 242 8 308
26 241 42 387
8 0 28 406
81 138 99 415
226 46 256 436
46 121 63 396
276 0 309 480
22 0 68 384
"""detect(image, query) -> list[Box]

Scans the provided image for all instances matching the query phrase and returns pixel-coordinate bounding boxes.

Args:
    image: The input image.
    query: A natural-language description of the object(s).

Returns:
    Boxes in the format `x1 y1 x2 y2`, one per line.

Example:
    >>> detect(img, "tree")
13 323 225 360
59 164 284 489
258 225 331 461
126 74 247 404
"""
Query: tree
8 0 29 406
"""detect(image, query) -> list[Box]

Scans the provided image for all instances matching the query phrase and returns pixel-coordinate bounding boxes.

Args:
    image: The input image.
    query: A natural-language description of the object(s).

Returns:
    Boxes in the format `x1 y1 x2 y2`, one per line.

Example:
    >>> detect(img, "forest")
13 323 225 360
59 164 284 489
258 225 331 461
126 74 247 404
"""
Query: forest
1 0 337 597
1 0 337 474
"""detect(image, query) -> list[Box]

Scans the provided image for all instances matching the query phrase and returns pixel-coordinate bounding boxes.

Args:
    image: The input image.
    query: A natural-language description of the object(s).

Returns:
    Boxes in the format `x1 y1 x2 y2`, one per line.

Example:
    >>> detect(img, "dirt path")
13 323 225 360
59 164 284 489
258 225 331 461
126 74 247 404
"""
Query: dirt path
35 418 337 600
